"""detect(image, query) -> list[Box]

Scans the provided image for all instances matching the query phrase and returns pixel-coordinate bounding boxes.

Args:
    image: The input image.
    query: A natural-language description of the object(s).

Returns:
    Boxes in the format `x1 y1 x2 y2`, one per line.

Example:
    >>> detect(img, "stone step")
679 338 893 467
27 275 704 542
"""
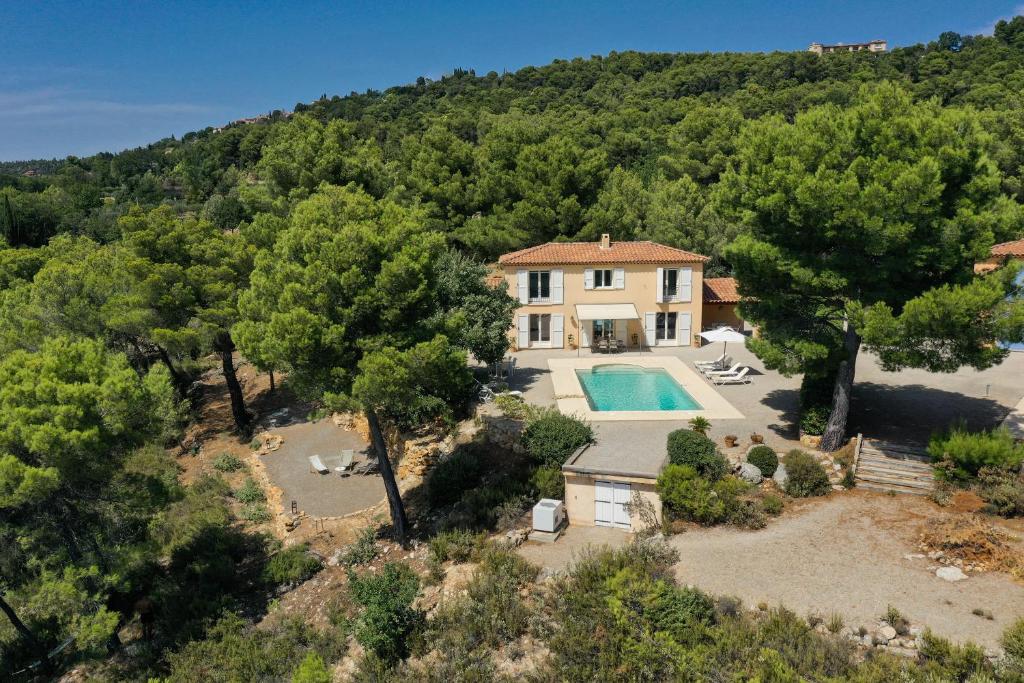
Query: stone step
856 470 935 490
856 481 932 496
856 456 934 475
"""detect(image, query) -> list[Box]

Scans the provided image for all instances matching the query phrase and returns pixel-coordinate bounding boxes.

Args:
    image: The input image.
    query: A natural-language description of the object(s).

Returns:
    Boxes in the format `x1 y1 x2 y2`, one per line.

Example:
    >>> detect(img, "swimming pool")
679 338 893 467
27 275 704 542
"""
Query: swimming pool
575 364 703 411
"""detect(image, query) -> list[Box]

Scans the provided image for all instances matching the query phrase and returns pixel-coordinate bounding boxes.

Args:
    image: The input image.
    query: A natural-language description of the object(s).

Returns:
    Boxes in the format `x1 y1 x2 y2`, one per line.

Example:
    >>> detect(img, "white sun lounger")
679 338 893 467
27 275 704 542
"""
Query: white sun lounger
309 454 329 474
702 362 742 377
334 449 355 475
712 367 751 385
695 353 728 369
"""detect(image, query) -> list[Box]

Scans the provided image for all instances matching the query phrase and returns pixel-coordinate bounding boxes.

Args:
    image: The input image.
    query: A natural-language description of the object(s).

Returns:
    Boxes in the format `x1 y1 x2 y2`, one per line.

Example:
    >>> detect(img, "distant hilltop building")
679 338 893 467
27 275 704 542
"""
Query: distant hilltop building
809 40 887 54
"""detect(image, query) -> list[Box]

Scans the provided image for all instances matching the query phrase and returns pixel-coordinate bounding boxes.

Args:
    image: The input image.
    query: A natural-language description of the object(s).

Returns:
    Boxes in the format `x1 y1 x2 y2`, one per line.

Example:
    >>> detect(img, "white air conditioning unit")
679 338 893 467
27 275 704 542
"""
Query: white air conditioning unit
532 498 565 533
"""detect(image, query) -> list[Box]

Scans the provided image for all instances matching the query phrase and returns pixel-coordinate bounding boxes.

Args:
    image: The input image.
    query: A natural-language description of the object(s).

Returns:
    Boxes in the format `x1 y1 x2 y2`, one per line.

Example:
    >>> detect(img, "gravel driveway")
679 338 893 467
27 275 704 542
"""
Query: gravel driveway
670 491 1024 649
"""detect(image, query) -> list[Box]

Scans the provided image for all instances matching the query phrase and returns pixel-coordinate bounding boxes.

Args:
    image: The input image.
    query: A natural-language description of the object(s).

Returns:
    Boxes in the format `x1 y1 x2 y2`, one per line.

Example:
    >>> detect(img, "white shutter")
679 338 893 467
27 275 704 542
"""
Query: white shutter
613 268 625 290
678 312 692 347
655 267 664 303
550 314 564 348
517 315 529 349
678 267 692 302
517 270 528 304
551 269 564 304
644 312 656 346
584 268 594 290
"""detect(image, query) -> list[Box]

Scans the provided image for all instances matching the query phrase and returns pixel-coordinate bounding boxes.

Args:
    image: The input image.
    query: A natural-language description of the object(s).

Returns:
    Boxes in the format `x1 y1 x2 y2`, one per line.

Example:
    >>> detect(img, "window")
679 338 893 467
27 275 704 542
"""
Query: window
593 319 614 339
529 314 551 343
662 269 678 299
655 312 677 340
594 269 613 288
528 271 551 301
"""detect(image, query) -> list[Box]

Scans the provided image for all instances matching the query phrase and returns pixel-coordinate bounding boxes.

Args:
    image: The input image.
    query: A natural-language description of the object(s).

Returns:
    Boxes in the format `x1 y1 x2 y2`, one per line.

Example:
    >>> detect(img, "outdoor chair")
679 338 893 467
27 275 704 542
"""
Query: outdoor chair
334 449 355 476
354 458 380 476
712 367 751 385
695 353 730 371
597 338 610 353
476 379 496 403
609 338 622 353
702 362 742 377
504 357 516 378
308 454 329 474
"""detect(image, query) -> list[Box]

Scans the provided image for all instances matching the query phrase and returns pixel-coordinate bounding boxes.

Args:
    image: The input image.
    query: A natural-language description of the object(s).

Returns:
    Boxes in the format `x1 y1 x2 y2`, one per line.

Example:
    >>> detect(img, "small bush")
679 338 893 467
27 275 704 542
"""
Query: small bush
349 562 422 663
531 464 565 499
234 477 265 504
342 526 379 566
883 605 909 636
799 404 830 436
782 451 831 498
212 452 244 472
1003 617 1024 664
241 503 271 523
918 630 991 680
426 445 485 507
667 429 727 481
291 651 332 683
522 409 594 468
428 529 488 564
657 465 752 526
747 445 778 477
494 393 532 420
929 426 1024 482
264 544 323 585
762 494 784 516
976 467 1024 517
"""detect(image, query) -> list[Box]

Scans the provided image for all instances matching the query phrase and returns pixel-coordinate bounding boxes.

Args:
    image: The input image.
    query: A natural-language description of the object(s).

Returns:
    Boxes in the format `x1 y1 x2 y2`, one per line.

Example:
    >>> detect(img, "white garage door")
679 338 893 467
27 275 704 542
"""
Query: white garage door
595 480 631 530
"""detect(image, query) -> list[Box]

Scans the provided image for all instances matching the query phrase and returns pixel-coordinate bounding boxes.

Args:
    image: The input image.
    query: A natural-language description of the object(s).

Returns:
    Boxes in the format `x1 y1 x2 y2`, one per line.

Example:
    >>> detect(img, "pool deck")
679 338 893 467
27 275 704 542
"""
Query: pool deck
548 355 744 422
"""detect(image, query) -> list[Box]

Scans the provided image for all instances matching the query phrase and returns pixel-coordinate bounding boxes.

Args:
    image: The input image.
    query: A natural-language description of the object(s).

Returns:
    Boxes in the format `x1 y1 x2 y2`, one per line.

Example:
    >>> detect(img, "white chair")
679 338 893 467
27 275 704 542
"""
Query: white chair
309 454 329 474
702 362 742 377
695 354 730 371
334 449 355 476
712 367 751 385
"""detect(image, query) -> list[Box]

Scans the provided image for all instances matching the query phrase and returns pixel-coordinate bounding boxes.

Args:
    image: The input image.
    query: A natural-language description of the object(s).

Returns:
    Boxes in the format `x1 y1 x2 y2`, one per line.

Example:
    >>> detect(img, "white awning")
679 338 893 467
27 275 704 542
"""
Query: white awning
575 303 640 321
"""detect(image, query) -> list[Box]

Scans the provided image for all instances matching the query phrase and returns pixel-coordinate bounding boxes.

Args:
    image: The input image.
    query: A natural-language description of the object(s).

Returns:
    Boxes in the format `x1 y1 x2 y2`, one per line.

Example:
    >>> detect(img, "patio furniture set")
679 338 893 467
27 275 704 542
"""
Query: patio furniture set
695 353 751 384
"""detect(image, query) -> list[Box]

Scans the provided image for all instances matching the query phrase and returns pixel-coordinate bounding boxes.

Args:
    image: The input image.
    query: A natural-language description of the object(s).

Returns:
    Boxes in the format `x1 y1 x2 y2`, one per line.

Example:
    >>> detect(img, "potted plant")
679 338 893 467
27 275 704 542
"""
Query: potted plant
688 416 711 435
750 432 764 444
724 435 738 448
567 333 576 350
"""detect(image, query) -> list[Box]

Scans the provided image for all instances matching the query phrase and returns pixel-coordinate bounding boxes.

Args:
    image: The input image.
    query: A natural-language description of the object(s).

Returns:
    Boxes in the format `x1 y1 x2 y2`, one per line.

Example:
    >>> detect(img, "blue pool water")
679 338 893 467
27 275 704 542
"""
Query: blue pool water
576 365 703 411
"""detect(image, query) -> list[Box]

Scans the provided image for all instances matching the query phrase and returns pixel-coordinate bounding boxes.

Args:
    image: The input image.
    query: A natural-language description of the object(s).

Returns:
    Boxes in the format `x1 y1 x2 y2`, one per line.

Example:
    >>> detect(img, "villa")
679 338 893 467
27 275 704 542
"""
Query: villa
498 236 747 531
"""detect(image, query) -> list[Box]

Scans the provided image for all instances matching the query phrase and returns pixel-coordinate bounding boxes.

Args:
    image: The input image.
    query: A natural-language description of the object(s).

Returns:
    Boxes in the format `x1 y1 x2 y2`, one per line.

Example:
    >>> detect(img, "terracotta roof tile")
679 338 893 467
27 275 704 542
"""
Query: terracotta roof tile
498 241 708 266
991 239 1024 257
702 277 741 304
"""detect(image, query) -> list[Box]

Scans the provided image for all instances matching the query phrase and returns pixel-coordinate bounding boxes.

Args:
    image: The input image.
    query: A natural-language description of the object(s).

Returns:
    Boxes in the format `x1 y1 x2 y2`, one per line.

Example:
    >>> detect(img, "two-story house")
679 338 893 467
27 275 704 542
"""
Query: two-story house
498 234 710 351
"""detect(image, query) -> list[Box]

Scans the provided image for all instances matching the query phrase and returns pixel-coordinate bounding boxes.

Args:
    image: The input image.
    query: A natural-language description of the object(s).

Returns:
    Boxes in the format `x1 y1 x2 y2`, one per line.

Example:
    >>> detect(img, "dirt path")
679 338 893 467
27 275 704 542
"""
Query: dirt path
669 491 1024 649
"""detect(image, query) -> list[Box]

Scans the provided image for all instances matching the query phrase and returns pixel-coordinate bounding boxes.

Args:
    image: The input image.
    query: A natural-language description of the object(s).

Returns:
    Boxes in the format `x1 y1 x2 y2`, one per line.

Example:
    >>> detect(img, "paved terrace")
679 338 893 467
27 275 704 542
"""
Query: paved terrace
497 344 1024 466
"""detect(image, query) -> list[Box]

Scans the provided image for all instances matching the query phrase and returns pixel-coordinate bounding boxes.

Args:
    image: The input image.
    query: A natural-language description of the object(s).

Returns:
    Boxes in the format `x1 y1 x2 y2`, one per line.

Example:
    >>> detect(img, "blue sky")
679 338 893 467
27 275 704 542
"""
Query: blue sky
1 0 1021 161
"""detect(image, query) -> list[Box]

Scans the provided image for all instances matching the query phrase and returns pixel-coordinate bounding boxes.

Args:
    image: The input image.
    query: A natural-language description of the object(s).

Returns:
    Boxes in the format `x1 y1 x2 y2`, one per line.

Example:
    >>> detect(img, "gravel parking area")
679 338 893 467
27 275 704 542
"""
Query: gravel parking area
261 420 385 518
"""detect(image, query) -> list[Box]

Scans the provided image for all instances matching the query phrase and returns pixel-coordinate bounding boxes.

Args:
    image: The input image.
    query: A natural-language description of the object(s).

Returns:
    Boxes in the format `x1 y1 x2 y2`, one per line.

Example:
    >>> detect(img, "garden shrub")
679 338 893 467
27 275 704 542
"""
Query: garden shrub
264 544 323 585
522 408 594 467
977 467 1024 517
291 651 332 683
656 465 752 526
212 452 243 472
341 526 379 566
782 451 831 498
746 445 778 477
1004 618 1024 667
234 477 265 504
241 503 271 523
530 464 564 499
666 429 727 481
762 494 784 516
426 444 485 507
929 426 1024 482
494 392 533 420
428 529 488 564
798 371 835 437
918 630 991 680
349 562 423 663
798 404 830 437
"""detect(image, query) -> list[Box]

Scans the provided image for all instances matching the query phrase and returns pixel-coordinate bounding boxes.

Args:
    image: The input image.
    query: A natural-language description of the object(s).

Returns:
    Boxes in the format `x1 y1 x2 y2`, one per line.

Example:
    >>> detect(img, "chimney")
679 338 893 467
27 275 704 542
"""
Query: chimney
600 233 611 249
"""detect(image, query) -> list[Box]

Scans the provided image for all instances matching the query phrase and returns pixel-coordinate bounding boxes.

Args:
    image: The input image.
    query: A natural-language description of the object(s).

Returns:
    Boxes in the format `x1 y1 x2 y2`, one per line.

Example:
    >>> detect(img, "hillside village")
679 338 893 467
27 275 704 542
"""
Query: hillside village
3 14 1024 682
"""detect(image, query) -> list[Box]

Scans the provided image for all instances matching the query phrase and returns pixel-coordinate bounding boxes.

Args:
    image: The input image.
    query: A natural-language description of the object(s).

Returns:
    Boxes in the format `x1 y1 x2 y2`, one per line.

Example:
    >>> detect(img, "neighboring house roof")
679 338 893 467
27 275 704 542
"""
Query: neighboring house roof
702 277 741 304
498 240 709 266
991 239 1024 258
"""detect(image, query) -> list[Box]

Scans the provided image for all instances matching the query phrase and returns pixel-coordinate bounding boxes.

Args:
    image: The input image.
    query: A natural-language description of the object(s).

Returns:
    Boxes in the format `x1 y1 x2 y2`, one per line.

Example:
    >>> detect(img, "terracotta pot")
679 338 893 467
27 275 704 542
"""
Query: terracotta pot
724 435 738 448
750 433 764 444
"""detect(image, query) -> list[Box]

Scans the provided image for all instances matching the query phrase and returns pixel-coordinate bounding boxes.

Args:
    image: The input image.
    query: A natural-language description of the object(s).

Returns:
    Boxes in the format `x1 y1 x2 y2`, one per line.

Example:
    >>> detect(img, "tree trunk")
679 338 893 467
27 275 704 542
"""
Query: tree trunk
820 324 862 452
365 409 409 546
268 369 275 393
0 591 42 652
155 344 186 394
216 334 250 432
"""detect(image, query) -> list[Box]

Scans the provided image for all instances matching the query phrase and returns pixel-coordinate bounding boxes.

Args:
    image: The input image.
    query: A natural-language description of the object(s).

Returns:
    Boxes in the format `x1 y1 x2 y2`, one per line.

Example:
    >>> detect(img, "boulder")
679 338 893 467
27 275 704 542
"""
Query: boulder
772 464 789 489
738 462 763 484
936 566 968 582
878 625 898 642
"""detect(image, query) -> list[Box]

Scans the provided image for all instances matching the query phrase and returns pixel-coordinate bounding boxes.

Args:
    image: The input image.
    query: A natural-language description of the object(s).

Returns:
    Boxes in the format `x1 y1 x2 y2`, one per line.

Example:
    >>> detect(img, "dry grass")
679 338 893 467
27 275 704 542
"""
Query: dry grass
919 515 1023 578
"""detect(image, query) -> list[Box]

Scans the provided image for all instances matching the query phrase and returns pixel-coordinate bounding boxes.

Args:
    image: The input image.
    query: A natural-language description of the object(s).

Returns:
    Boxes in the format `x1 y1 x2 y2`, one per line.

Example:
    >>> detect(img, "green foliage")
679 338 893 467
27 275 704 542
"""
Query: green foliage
428 529 488 564
349 562 422 663
241 503 271 523
212 452 244 472
799 404 831 437
291 651 332 683
688 416 711 435
264 544 323 586
929 425 1024 482
782 451 832 498
747 445 779 477
1003 618 1024 667
666 429 727 481
494 392 533 419
426 444 486 507
234 477 266 504
521 408 594 468
762 494 784 516
977 467 1024 518
656 465 759 527
341 526 379 567
531 464 565 499
918 629 992 680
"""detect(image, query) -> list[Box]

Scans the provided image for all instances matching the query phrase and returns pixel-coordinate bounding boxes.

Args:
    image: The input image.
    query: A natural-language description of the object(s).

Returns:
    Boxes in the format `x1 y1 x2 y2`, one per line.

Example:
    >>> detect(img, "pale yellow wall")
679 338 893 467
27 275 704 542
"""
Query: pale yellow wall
503 263 705 349
564 472 662 530
702 303 743 331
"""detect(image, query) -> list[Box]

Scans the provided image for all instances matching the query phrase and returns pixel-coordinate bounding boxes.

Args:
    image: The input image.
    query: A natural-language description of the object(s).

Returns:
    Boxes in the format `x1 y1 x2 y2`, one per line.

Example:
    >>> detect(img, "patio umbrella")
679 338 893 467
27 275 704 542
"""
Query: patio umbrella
699 327 746 356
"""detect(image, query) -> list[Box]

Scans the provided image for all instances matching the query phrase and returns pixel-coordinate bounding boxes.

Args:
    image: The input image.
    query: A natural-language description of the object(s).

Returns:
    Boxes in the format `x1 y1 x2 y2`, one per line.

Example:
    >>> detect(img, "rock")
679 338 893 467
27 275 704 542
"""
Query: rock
878 625 898 642
831 484 845 491
936 566 968 582
927 550 944 560
909 626 923 637
738 462 763 484
772 464 789 489
903 553 925 560
839 626 854 639
884 646 919 659
861 634 874 646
